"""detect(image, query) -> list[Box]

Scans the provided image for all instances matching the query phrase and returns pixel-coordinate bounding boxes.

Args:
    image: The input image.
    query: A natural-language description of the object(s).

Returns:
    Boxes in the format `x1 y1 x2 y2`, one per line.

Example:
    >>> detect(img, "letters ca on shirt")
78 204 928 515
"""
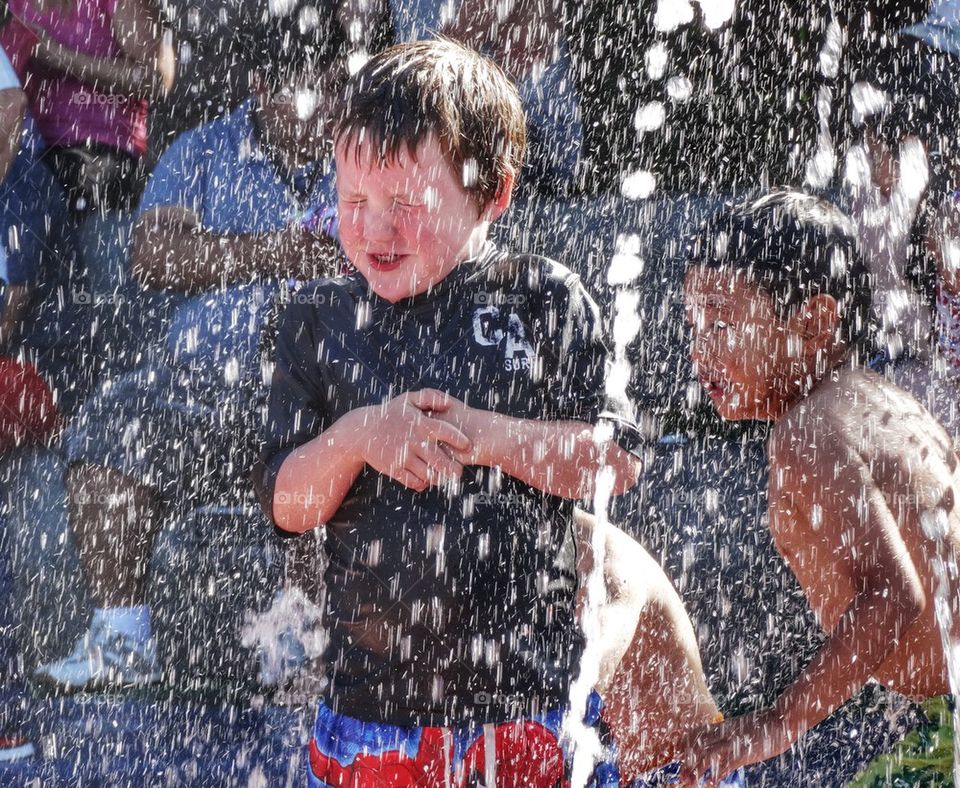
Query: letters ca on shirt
470 298 536 373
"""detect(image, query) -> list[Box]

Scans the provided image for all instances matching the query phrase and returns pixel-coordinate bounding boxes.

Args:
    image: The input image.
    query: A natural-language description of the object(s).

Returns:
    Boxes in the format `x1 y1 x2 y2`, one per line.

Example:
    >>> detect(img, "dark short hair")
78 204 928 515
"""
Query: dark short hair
335 38 526 209
686 190 873 349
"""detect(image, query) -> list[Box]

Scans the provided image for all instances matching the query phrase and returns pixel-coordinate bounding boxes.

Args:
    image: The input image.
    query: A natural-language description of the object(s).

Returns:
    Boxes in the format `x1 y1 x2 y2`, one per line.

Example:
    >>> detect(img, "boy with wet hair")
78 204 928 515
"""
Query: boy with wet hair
681 190 960 783
254 37 713 785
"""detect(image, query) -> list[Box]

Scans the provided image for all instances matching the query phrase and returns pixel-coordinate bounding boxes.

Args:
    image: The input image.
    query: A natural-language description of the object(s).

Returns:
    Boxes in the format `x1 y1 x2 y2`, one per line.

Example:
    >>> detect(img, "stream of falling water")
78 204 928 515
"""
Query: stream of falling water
564 283 643 784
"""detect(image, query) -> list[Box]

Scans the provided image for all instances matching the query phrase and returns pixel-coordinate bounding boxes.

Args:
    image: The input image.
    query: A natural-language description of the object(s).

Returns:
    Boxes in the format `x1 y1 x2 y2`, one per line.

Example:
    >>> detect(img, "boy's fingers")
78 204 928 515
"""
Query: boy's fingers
408 388 454 412
397 469 428 492
404 455 433 486
425 419 471 452
419 444 464 481
447 447 474 466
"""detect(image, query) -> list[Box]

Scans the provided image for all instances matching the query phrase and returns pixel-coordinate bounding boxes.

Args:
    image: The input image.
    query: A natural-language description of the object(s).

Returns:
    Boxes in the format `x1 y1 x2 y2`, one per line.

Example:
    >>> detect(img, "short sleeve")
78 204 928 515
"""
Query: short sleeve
251 291 331 528
539 274 644 458
136 127 207 219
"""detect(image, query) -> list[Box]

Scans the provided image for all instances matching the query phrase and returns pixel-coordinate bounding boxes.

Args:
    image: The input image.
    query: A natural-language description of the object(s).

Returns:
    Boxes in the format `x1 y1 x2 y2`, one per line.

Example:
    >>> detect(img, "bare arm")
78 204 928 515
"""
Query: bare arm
763 442 925 738
271 407 369 533
130 206 339 293
31 0 173 99
769 562 923 727
431 396 642 499
272 391 473 533
684 430 926 781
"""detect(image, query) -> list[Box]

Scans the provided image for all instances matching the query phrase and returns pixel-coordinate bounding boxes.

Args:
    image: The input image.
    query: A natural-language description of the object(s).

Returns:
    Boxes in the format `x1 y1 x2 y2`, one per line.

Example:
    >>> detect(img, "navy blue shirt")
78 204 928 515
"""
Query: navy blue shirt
1 117 57 288
255 246 642 725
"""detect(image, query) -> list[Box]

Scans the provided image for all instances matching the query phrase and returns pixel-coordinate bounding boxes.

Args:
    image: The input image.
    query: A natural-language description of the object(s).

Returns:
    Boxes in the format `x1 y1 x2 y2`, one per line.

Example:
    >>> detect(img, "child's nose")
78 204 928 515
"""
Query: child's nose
690 333 715 367
363 208 397 241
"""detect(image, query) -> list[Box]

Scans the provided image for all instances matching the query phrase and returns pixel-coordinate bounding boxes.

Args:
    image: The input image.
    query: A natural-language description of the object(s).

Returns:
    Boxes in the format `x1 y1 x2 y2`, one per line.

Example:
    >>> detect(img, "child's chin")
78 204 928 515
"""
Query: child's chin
367 278 414 303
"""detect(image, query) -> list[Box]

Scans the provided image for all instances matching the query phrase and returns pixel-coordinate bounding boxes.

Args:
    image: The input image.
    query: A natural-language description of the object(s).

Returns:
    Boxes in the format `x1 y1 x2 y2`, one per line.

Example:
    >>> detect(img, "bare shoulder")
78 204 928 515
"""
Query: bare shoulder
775 366 947 456
773 364 960 529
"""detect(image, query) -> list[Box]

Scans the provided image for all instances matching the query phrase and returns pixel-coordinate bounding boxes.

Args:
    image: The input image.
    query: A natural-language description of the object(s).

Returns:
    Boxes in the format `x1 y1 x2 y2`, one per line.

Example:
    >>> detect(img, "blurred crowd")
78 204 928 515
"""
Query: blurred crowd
0 0 956 780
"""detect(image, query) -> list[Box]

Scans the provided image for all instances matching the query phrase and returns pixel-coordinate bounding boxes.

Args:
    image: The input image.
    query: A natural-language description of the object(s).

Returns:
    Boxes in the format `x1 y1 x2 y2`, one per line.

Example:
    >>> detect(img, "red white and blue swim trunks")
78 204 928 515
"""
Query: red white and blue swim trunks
307 690 620 787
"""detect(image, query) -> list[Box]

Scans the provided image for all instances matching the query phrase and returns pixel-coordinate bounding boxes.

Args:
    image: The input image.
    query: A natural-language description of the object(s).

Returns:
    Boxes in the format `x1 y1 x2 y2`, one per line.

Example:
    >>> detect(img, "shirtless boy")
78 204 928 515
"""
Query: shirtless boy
681 190 960 783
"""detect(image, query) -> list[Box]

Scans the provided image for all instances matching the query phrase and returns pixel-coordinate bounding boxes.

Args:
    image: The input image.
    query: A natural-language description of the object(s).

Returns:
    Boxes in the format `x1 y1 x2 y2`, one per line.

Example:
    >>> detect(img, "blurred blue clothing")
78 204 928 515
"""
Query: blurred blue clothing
903 0 960 57
136 97 336 393
1 117 58 289
0 80 91 413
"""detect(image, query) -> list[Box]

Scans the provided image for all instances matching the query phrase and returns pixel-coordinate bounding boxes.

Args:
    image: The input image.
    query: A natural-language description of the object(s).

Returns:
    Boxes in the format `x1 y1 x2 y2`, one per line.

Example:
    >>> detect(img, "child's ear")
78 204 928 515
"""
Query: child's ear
799 293 840 347
482 167 516 222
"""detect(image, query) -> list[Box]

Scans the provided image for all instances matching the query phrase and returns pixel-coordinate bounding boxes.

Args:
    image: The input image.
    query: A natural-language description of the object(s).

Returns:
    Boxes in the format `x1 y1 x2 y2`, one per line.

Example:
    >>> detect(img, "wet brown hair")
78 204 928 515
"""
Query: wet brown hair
335 38 526 209
687 190 873 350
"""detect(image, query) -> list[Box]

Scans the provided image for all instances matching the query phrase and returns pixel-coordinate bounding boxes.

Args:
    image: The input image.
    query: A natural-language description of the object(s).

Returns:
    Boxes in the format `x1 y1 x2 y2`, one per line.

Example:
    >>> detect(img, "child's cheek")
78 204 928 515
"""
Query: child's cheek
336 215 360 254
396 211 434 247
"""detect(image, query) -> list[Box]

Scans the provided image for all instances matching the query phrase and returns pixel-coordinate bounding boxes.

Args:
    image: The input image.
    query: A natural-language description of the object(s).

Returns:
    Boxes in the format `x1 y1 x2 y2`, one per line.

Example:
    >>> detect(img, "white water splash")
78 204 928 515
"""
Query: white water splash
565 286 643 786
608 234 645 286
850 81 890 128
240 586 326 689
654 0 694 33
635 102 666 133
645 43 670 79
621 170 657 201
696 0 735 30
666 75 693 102
819 17 843 78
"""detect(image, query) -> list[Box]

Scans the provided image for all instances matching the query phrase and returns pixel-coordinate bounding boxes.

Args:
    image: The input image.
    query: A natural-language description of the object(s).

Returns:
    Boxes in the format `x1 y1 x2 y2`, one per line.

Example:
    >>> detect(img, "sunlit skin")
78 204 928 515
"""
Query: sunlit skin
335 134 508 303
680 265 960 786
682 267 840 422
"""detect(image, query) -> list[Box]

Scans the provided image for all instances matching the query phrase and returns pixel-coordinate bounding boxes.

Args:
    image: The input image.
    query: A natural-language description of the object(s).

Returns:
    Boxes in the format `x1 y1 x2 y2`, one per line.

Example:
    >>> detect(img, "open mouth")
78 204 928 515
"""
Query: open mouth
368 253 406 272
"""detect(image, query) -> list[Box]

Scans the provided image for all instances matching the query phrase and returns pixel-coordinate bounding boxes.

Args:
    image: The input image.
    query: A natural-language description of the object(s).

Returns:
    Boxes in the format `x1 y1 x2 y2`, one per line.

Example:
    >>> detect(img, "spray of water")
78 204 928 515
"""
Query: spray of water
564 284 643 784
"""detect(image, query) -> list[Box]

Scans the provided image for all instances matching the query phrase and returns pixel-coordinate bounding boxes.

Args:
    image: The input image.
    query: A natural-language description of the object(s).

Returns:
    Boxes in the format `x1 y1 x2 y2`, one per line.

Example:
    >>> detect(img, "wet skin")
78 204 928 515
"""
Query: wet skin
685 266 960 698
770 366 960 700
683 265 960 781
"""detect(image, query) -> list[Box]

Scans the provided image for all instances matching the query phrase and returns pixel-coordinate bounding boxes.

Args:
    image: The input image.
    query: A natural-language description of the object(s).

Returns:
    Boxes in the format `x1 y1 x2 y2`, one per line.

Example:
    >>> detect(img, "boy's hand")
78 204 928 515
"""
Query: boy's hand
680 711 790 786
359 391 473 492
408 388 494 467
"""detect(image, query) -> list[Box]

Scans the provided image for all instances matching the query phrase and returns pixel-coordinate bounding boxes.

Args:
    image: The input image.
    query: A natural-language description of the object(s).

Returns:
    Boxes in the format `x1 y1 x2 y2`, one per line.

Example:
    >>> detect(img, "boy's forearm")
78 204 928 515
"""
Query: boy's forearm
272 408 370 533
34 36 161 98
475 413 641 499
767 584 922 742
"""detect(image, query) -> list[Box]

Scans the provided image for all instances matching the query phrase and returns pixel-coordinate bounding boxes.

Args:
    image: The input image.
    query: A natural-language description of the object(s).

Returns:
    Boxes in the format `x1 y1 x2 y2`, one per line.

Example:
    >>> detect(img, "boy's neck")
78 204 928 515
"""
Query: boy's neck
777 349 854 421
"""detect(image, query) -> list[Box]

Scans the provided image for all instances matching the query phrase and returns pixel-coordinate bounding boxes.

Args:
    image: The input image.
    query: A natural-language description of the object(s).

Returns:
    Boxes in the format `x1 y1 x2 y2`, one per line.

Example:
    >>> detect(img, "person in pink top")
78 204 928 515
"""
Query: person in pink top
8 0 173 213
